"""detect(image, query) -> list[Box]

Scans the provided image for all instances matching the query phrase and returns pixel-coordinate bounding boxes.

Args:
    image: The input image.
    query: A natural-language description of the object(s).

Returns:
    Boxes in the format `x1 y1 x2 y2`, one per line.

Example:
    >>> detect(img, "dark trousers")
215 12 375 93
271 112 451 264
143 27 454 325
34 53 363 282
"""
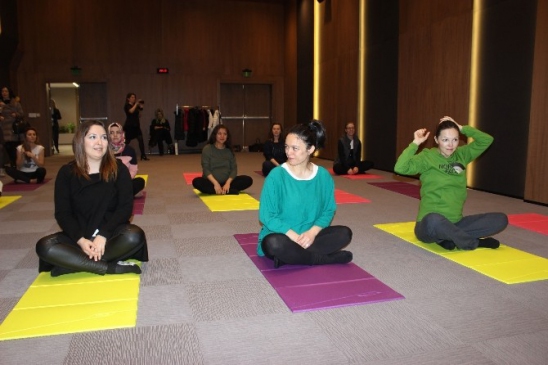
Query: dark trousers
262 160 279 177
1 141 19 167
414 212 508 250
6 167 47 183
156 129 173 155
333 160 374 175
36 224 148 275
261 225 352 266
192 175 253 194
52 125 59 152
133 177 146 196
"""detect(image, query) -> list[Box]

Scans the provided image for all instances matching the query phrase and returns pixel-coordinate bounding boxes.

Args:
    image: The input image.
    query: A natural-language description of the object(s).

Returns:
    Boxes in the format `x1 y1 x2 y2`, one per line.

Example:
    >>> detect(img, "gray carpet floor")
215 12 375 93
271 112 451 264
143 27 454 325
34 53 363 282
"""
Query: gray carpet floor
1 145 548 365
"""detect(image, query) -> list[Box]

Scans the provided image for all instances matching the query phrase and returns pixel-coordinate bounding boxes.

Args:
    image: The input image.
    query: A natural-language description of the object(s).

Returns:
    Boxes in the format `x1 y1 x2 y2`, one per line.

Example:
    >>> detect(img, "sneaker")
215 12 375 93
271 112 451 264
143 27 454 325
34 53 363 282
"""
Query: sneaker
0 168 5 177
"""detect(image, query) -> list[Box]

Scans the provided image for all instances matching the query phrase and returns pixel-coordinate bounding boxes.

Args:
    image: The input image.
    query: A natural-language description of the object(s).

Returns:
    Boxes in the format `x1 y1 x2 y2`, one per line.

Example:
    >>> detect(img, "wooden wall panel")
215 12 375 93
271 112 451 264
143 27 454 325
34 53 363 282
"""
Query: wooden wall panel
397 0 473 156
317 0 359 160
14 0 287 153
525 0 548 204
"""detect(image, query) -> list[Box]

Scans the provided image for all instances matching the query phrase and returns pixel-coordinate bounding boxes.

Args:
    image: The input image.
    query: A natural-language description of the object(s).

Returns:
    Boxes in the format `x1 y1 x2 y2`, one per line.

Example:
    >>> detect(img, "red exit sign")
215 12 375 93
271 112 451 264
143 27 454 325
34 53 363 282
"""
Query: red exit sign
156 68 169 74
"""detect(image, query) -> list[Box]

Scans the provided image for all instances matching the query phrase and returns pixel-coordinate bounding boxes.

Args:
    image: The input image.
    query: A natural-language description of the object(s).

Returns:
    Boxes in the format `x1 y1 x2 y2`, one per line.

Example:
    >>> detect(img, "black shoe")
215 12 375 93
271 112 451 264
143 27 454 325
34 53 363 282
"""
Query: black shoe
141 155 150 161
478 237 500 249
437 240 456 250
51 266 77 277
274 257 285 269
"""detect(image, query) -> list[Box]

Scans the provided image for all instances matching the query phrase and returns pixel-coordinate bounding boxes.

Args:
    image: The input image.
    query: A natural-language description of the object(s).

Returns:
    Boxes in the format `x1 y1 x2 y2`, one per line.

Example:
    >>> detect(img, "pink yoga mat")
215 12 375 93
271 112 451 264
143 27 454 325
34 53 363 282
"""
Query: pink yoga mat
2 178 52 192
368 181 421 199
234 233 404 312
340 173 383 180
132 192 147 215
508 213 548 235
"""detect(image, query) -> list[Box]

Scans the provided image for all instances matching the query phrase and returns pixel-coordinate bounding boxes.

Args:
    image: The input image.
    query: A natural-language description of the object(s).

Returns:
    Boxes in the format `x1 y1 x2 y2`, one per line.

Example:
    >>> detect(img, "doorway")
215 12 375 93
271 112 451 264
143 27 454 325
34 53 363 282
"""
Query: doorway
220 83 272 149
46 82 108 147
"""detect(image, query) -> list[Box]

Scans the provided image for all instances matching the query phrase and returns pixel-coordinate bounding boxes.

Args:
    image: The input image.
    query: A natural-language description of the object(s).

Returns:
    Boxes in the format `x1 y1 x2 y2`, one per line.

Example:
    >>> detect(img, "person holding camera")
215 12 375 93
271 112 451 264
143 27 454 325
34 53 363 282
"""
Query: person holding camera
123 92 148 160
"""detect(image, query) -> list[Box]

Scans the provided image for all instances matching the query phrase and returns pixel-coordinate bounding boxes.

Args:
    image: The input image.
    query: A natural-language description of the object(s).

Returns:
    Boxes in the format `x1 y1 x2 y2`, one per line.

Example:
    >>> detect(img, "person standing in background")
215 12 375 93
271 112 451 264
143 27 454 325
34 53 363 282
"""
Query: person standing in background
123 93 148 161
50 99 62 154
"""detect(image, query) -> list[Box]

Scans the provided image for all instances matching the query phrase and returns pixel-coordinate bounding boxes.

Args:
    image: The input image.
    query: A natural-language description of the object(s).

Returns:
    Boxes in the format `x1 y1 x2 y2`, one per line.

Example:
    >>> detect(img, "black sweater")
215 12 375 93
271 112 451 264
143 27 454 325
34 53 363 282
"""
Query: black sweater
54 160 133 242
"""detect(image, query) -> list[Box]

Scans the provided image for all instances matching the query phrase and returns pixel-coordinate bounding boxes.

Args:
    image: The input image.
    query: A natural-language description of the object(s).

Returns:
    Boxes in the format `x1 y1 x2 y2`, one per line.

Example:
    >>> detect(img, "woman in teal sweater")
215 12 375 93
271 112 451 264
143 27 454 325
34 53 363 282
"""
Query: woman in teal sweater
394 116 508 250
257 120 353 268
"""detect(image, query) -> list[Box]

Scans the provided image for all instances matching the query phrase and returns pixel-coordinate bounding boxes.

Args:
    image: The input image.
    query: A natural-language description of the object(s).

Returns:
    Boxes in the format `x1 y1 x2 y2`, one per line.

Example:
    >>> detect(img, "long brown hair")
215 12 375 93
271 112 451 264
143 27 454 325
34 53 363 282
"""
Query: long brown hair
72 120 118 181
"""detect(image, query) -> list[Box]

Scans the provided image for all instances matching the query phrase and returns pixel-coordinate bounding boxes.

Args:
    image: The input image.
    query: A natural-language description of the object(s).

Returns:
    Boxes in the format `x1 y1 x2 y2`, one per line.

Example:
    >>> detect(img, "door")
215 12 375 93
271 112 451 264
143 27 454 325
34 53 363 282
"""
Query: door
220 83 271 148
78 82 108 125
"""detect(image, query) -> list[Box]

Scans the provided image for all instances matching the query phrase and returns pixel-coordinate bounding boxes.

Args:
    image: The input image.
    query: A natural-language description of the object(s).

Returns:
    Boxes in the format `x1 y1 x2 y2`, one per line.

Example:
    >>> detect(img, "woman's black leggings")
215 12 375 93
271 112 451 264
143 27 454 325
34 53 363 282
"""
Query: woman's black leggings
261 225 352 266
6 167 46 183
192 175 253 194
36 224 148 275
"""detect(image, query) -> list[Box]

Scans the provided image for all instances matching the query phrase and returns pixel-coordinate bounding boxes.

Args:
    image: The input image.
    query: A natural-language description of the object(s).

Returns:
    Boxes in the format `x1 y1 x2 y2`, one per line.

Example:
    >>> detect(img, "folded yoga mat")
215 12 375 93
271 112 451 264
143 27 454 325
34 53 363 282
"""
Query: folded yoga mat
2 178 52 192
368 181 421 199
0 268 141 341
0 195 22 209
194 189 259 212
335 189 370 205
183 172 202 185
132 191 147 215
508 213 548 235
234 233 404 312
375 222 548 284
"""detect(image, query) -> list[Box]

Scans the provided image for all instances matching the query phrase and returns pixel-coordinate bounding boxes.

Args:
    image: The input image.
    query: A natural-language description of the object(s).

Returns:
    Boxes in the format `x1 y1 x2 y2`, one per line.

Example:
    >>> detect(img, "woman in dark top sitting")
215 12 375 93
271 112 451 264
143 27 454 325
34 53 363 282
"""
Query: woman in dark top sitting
333 122 374 175
262 122 287 177
36 120 148 277
192 125 253 195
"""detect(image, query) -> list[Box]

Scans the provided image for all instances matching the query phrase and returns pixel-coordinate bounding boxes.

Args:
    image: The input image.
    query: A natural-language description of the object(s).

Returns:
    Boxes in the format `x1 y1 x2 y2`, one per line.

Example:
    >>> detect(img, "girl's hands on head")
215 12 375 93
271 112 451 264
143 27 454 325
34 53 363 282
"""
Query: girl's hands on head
413 128 430 145
440 116 462 131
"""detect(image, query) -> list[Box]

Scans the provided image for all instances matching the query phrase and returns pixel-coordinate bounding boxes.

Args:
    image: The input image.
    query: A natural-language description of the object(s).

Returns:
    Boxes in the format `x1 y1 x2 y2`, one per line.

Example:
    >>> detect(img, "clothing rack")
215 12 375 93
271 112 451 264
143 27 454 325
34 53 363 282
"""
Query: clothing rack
173 105 221 155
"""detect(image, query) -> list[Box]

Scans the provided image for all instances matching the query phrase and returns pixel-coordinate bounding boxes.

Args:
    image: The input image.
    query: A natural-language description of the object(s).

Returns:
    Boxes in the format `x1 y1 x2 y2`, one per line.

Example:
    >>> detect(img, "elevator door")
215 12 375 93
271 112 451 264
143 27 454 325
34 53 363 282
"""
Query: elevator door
220 83 271 148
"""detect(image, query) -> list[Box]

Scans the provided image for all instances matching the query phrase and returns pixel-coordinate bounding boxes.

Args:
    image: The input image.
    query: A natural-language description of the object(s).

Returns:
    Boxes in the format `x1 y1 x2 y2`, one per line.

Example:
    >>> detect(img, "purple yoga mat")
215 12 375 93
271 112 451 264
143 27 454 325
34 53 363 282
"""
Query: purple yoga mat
234 233 404 312
368 181 421 199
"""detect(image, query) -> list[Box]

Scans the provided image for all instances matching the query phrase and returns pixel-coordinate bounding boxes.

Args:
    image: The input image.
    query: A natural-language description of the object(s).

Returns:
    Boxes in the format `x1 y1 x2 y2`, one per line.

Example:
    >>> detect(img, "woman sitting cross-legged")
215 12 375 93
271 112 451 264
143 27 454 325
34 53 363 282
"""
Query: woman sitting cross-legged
261 122 287 177
108 122 146 197
192 124 253 195
394 116 508 251
6 127 47 184
36 120 148 277
257 120 353 268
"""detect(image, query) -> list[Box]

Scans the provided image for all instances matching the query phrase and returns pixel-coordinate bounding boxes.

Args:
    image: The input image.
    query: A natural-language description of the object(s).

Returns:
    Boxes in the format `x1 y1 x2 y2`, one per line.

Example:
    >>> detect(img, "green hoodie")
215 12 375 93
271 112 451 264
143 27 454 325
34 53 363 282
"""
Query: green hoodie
394 125 493 223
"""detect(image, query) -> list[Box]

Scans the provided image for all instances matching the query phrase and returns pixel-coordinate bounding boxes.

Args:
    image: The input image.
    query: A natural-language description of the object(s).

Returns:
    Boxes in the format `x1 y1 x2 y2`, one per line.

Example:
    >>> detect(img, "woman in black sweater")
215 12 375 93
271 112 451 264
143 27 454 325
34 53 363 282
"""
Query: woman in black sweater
36 120 148 276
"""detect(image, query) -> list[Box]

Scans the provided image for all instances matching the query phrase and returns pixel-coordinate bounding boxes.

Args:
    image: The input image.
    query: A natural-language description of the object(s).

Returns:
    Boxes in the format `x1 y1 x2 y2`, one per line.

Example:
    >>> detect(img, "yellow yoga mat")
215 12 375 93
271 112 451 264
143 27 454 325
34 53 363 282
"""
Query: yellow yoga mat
194 189 259 212
375 222 548 284
135 174 148 187
0 269 141 341
0 195 22 209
